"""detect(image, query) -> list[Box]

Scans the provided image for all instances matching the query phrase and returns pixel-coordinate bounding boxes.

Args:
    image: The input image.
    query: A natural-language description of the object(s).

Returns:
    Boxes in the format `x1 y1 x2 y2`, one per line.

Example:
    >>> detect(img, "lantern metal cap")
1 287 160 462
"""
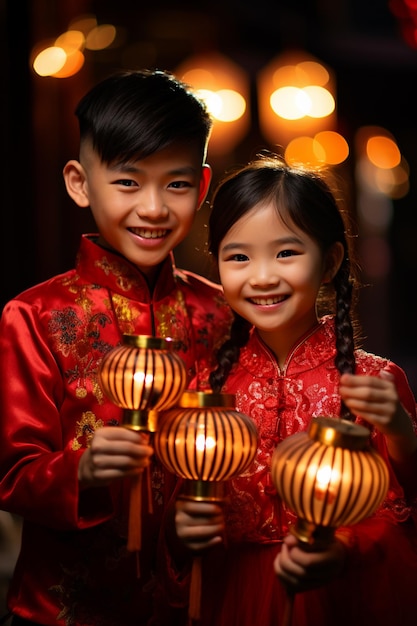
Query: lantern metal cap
176 390 236 408
122 334 176 350
308 416 370 450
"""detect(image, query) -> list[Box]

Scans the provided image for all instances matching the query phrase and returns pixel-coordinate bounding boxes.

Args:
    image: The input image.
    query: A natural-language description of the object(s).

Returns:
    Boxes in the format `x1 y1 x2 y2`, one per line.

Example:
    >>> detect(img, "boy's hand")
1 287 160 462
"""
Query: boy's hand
339 371 417 460
78 426 153 488
274 533 346 592
175 499 225 551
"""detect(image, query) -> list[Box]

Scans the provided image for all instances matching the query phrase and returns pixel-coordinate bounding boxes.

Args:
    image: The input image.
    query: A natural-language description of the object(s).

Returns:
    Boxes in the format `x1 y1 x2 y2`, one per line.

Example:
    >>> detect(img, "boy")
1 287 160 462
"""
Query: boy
0 70 231 626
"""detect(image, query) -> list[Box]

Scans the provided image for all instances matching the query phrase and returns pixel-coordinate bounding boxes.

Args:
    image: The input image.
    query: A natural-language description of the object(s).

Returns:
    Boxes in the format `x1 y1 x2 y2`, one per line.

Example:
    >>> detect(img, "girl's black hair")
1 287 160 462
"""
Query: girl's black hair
75 69 212 164
208 155 360 414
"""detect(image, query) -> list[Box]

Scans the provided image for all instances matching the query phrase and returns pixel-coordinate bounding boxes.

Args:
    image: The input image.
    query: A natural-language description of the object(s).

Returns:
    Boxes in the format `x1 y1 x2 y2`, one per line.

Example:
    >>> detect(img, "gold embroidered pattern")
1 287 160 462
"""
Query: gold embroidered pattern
95 256 142 292
109 293 141 335
71 411 104 451
155 289 189 347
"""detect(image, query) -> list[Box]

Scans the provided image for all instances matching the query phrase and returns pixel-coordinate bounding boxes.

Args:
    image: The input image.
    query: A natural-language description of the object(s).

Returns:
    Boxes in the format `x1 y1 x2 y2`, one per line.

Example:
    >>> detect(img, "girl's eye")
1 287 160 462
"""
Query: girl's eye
230 253 249 262
277 249 296 258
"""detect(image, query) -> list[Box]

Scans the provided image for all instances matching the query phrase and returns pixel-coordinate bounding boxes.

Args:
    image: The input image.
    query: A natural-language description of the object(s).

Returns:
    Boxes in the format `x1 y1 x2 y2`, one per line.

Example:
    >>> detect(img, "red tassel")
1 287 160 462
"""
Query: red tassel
188 555 202 622
127 471 143 577
282 590 295 626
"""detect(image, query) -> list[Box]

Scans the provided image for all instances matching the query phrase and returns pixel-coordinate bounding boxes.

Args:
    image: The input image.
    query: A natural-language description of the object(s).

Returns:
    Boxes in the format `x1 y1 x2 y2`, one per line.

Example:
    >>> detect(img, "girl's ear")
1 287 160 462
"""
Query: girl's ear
63 160 90 208
323 241 345 284
197 164 212 210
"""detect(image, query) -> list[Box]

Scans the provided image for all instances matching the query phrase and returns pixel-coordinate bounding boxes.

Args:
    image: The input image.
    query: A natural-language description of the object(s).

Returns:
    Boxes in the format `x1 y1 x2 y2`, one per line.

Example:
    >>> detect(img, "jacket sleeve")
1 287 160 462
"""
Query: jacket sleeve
0 299 113 530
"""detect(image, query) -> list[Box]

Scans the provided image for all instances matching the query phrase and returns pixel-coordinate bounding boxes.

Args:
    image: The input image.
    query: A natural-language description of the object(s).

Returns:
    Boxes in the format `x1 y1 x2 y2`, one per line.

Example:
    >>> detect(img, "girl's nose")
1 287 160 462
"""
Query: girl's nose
249 263 279 287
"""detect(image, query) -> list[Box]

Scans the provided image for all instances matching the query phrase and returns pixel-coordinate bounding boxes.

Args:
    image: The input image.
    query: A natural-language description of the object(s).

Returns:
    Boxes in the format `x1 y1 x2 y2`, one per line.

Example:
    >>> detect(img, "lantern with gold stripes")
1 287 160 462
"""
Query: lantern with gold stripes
98 334 187 558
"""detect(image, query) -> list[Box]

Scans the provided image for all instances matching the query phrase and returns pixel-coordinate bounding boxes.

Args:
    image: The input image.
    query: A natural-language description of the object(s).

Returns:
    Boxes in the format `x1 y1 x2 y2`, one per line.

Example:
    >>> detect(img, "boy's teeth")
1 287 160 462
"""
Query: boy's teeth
132 228 167 238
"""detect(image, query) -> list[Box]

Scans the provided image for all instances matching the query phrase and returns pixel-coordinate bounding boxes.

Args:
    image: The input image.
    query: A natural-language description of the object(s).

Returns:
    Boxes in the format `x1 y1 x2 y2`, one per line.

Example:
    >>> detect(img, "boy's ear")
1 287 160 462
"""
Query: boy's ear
63 160 90 208
197 164 212 210
323 241 345 283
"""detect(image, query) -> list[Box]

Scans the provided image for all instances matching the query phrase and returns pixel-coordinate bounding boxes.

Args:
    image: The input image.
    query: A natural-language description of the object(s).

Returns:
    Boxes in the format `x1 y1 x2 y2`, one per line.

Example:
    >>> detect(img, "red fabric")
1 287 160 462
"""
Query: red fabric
190 318 417 626
0 235 231 626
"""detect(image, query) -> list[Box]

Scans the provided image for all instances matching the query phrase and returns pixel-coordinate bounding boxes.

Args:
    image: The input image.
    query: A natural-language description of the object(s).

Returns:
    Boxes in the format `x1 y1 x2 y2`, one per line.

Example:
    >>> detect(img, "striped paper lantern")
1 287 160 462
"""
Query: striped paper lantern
98 334 187 432
154 391 258 501
98 334 187 555
271 416 389 546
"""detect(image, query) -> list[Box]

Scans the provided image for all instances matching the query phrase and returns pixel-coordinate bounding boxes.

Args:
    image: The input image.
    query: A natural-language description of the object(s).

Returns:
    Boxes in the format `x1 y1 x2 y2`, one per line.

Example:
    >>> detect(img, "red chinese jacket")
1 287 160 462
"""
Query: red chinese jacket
0 234 231 626
195 317 417 626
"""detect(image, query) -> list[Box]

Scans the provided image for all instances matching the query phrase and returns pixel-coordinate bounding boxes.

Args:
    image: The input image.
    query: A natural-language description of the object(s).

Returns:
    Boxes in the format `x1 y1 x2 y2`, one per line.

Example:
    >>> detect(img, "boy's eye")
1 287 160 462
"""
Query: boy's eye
168 180 192 189
115 179 137 187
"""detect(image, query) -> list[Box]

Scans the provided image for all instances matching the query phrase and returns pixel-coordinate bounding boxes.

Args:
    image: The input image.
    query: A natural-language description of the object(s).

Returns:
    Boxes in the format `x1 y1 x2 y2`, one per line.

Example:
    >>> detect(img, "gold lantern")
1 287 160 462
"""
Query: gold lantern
271 416 389 624
98 334 187 557
154 390 258 499
154 390 258 620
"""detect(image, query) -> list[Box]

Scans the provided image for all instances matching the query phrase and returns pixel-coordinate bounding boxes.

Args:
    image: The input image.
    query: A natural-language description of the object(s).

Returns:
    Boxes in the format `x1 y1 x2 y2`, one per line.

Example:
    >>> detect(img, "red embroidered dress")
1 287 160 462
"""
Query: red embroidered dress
196 317 417 626
0 235 231 626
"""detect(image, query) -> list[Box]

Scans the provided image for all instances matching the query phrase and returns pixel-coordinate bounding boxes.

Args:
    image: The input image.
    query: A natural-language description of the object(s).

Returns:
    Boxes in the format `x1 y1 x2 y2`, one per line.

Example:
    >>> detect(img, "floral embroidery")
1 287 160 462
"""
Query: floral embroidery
155 290 189 351
49 296 113 404
95 256 143 292
109 293 141 335
71 411 104 450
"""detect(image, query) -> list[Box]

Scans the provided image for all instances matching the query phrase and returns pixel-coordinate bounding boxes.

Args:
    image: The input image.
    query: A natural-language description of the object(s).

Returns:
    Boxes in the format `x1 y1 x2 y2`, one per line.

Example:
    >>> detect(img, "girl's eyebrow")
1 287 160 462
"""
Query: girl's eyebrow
221 235 304 252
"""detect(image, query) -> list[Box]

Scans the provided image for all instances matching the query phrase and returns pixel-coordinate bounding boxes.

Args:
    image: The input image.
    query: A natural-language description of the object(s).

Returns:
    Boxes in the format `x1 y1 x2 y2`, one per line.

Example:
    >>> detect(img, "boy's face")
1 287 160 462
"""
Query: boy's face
70 141 211 282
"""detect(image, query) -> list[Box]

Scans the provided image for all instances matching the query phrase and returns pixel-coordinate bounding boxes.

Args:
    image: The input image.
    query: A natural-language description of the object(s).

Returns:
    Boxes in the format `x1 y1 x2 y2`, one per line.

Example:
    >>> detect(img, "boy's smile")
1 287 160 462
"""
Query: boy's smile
64 141 211 286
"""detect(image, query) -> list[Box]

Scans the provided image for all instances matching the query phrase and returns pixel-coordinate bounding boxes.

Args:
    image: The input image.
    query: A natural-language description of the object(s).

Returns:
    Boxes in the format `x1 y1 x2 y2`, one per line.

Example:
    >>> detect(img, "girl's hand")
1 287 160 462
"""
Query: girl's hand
274 533 346 592
339 371 417 460
175 499 225 552
78 426 153 488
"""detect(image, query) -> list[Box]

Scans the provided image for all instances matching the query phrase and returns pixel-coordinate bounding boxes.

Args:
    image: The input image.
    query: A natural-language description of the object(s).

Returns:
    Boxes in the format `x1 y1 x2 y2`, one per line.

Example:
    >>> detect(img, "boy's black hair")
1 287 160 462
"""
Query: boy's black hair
75 69 212 164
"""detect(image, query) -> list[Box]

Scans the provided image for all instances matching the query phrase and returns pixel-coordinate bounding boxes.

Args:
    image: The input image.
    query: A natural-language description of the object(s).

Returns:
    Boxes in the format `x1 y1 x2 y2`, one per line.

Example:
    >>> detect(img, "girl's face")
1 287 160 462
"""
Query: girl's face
218 202 340 365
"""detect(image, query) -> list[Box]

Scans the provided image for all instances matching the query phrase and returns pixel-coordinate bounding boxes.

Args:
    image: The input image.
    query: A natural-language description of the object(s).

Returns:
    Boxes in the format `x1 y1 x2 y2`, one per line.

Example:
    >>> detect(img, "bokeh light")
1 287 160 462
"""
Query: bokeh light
33 46 67 76
176 53 250 155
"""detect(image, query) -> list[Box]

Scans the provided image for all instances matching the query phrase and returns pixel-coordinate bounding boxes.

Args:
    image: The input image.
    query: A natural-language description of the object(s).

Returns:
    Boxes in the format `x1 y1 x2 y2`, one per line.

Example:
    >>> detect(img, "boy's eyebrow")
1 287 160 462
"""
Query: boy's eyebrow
109 162 198 176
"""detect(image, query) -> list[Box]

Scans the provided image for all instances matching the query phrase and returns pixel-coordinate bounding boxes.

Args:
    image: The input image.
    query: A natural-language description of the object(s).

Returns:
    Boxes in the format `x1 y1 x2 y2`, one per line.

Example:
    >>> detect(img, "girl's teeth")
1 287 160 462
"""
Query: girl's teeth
252 297 283 305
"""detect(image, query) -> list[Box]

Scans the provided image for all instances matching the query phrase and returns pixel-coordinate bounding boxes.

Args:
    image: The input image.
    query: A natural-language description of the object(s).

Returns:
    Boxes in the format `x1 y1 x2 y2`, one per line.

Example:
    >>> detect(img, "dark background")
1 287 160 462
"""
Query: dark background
2 0 417 393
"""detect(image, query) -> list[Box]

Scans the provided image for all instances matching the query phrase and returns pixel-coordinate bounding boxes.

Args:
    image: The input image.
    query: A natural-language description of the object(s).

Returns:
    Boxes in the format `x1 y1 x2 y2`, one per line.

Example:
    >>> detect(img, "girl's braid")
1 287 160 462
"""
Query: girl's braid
209 314 252 393
333 258 356 419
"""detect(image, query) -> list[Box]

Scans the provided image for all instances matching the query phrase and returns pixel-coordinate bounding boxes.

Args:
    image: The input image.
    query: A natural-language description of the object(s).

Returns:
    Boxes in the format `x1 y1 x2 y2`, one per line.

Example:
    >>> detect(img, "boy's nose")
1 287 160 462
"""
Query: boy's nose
136 188 169 219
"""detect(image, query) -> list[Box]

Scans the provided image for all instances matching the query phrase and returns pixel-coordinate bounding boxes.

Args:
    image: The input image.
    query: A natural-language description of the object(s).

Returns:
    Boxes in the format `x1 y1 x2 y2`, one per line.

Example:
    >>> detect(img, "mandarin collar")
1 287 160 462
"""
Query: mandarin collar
75 234 177 303
240 316 337 377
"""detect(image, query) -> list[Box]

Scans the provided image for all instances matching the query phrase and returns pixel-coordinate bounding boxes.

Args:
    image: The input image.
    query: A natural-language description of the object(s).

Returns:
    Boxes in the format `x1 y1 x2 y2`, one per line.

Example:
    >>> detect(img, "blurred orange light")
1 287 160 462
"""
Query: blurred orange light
55 30 85 52
176 53 250 156
314 131 349 165
366 136 401 169
258 51 337 148
303 86 335 118
285 136 325 167
33 46 67 76
69 15 97 36
85 24 117 50
297 61 330 86
52 50 85 78
270 86 310 120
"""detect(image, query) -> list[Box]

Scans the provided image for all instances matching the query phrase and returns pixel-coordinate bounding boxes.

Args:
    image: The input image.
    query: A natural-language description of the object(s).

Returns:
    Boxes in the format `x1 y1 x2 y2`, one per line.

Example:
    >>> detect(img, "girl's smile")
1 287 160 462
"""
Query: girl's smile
218 201 337 366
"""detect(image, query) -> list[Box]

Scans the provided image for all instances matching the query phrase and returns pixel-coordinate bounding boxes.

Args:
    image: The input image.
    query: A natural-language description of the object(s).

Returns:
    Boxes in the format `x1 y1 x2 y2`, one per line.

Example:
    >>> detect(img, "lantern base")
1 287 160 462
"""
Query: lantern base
122 409 159 432
180 480 226 502
291 518 335 548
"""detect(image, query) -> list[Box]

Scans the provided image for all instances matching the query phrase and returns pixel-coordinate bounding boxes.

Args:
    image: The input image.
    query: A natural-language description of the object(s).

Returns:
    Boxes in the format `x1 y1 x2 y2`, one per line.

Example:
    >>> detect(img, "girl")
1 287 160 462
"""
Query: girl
175 156 417 626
